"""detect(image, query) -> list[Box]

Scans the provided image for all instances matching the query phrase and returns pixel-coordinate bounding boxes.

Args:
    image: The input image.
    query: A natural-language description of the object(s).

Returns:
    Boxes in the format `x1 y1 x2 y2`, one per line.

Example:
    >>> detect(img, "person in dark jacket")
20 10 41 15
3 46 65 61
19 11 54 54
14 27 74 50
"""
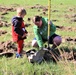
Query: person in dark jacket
11 7 28 58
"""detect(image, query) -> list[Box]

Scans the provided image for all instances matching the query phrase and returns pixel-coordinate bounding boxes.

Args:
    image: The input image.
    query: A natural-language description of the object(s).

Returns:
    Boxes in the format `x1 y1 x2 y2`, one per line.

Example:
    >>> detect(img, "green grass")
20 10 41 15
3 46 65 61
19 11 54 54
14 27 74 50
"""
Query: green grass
0 0 48 6
0 57 76 75
0 0 76 75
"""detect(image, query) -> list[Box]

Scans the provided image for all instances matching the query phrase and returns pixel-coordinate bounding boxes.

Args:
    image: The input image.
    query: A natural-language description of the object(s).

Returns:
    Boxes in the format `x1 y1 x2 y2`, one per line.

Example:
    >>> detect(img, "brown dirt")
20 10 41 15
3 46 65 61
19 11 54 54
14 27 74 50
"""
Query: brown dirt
56 25 76 31
64 13 76 23
56 25 76 43
30 4 48 16
27 18 31 21
0 6 15 13
62 37 76 43
43 48 76 63
52 10 59 12
0 30 7 36
30 4 48 10
0 41 17 57
0 19 11 27
0 6 15 27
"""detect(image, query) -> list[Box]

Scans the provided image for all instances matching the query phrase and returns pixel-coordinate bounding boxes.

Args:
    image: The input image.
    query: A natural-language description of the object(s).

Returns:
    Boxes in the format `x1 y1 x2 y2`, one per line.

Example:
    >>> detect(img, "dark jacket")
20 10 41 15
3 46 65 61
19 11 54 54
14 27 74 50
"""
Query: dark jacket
11 16 27 42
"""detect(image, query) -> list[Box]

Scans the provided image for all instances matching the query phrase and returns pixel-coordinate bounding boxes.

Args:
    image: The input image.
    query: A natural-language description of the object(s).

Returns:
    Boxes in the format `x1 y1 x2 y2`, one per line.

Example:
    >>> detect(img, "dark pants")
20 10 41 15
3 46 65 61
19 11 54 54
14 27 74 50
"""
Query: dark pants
42 34 58 44
34 34 59 44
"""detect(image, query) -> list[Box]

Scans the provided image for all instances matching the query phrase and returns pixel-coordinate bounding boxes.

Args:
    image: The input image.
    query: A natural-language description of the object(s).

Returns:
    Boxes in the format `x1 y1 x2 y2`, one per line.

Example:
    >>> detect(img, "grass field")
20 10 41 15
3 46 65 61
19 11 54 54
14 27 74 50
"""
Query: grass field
0 0 76 75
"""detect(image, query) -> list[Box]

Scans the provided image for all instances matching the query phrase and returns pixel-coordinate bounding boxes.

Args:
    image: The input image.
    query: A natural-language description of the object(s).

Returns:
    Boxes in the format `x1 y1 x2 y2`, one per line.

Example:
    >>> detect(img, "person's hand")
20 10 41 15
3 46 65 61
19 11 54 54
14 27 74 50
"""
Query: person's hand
48 21 52 25
39 47 48 51
22 28 28 34
25 29 28 34
39 47 43 50
22 33 27 39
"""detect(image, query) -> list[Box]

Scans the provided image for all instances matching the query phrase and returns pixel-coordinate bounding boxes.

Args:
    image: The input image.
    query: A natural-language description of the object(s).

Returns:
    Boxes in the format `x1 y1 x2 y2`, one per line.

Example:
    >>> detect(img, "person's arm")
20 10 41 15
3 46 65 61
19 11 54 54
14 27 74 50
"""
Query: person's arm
45 18 56 32
50 21 56 32
33 26 43 47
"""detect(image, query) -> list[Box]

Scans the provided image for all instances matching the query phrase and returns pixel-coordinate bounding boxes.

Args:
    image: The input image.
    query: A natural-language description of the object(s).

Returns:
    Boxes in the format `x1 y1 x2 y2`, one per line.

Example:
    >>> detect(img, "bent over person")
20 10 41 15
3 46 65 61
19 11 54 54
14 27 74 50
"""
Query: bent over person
32 16 62 50
11 7 28 58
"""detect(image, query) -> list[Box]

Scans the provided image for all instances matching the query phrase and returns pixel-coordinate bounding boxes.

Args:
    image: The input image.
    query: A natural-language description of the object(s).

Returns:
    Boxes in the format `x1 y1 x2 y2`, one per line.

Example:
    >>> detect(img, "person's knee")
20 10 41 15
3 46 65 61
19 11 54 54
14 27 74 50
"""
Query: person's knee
31 40 38 47
53 36 62 46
